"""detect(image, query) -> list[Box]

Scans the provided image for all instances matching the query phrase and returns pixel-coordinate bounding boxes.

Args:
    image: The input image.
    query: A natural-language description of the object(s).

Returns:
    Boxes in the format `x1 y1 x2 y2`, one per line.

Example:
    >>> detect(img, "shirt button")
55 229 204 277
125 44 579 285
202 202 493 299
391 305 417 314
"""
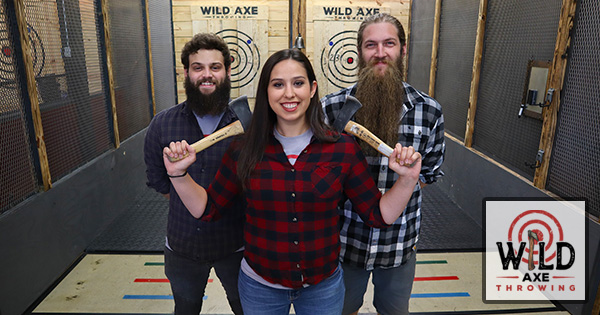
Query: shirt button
294 241 299 245
381 165 386 171
303 149 308 153
291 193 296 198
201 168 205 173
292 217 298 222
296 264 300 268
197 228 200 231
291 169 295 172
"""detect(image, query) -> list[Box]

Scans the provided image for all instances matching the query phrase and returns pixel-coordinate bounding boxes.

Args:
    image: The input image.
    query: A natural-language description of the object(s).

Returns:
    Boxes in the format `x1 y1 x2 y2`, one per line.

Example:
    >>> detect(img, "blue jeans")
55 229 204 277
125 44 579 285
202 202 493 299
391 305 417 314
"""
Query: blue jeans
238 265 345 315
164 247 244 315
341 250 416 315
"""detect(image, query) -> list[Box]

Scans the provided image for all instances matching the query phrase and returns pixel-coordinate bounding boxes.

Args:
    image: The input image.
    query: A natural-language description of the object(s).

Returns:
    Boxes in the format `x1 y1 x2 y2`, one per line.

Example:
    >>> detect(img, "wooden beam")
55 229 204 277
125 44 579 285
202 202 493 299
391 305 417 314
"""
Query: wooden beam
404 0 412 80
533 0 577 188
13 0 52 190
144 0 157 116
101 0 120 148
428 0 441 97
464 0 488 148
291 0 306 53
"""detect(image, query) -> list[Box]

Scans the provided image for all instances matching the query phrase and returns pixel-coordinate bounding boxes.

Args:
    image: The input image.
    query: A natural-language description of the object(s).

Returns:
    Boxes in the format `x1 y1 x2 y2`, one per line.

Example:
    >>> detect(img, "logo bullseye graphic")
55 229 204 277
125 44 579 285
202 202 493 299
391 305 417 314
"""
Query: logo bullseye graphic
507 210 563 266
485 199 585 302
320 31 359 88
216 29 259 89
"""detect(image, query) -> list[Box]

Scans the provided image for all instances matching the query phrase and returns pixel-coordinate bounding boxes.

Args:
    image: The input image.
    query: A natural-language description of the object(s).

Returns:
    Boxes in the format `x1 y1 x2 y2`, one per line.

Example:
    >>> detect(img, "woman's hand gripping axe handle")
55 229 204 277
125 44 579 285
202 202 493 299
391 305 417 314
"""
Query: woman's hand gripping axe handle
332 95 395 158
167 95 252 162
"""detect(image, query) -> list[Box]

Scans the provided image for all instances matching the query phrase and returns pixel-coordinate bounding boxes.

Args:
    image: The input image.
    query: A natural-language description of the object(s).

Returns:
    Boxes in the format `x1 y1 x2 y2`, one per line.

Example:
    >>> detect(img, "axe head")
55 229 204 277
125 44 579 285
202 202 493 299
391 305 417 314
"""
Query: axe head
332 95 362 132
528 230 539 241
229 95 252 131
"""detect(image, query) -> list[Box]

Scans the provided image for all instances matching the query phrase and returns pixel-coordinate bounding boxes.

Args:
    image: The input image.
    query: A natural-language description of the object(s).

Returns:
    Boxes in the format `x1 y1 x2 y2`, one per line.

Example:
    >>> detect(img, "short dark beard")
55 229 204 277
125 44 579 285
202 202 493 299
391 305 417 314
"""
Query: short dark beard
353 56 406 156
184 75 231 116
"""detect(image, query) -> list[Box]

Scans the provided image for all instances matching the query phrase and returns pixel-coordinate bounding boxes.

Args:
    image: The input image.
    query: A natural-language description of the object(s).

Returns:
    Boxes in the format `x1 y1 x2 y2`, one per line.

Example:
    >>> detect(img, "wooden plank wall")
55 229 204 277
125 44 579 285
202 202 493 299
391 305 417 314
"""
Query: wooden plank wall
23 0 64 78
21 0 65 106
11 0 102 107
81 0 103 95
308 0 409 97
172 0 409 101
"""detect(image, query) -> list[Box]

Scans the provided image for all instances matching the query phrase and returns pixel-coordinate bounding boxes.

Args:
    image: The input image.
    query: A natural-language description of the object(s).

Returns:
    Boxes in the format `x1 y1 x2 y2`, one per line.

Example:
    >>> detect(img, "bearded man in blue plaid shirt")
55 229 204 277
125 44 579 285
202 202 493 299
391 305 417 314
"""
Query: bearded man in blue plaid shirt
321 13 445 315
144 33 244 315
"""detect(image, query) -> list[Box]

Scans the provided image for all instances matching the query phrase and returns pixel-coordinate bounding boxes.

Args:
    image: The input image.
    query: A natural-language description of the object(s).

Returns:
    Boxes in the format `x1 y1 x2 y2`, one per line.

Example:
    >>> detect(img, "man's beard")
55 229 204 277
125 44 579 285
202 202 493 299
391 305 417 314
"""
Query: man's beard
185 76 231 116
353 56 406 156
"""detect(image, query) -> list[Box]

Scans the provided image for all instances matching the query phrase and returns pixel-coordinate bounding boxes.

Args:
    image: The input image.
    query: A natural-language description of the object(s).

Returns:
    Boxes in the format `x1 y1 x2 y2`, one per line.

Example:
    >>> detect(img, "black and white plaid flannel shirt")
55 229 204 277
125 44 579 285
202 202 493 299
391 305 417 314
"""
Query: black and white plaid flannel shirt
321 82 445 269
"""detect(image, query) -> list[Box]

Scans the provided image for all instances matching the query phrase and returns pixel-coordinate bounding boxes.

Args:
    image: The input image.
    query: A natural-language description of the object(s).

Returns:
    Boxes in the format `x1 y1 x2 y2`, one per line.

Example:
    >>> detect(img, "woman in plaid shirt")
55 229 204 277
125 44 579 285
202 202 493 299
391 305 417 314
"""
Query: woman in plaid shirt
162 49 421 315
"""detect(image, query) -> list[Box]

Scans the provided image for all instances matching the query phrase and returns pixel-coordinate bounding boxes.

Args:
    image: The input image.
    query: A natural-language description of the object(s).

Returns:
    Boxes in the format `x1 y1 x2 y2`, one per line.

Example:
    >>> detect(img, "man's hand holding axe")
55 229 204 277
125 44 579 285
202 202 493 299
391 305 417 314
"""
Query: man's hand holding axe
166 95 252 162
332 95 421 168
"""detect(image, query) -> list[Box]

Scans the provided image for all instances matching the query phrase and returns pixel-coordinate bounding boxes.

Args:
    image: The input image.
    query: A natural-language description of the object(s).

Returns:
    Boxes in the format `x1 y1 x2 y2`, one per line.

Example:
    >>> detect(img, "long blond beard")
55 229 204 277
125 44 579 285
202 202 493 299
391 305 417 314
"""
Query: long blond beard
354 58 405 156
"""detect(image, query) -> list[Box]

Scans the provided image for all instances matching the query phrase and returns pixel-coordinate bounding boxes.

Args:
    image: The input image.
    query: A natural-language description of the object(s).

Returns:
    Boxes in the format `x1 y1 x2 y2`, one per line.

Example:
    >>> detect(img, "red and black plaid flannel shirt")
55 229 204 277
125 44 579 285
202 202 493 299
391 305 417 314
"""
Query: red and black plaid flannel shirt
201 134 390 289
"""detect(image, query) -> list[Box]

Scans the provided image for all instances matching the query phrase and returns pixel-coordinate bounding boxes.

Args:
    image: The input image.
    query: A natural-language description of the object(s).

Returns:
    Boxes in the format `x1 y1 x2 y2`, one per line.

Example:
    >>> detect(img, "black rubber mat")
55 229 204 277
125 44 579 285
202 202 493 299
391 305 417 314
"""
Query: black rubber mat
86 183 482 253
86 186 168 253
419 184 483 251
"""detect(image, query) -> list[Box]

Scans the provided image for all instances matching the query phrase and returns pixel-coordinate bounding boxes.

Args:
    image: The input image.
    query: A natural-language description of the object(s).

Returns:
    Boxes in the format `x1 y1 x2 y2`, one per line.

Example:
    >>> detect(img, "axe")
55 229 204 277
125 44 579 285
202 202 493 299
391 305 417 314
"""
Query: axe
332 95 396 158
167 95 252 162
527 230 539 270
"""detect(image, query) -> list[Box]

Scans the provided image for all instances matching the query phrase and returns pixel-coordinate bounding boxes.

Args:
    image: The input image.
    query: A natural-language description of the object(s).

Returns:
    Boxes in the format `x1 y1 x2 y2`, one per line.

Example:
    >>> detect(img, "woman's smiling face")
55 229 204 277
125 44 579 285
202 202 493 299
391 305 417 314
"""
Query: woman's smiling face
267 59 317 129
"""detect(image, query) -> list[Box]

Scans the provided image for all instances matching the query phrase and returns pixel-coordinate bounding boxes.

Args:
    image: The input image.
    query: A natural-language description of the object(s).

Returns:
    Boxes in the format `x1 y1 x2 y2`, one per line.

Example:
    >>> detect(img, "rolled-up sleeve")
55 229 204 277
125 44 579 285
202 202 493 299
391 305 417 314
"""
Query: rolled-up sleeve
420 102 445 185
144 115 170 194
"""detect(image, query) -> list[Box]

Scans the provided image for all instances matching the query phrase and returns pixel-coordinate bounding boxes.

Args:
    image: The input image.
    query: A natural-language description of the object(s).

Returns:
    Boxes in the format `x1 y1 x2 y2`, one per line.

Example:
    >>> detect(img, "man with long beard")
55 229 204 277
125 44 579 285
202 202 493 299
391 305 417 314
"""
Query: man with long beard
144 33 244 315
321 13 445 315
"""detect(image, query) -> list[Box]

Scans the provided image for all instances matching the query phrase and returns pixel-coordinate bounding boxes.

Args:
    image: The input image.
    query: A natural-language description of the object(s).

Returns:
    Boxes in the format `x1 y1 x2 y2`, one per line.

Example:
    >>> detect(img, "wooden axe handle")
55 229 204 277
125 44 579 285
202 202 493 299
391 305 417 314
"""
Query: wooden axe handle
167 120 244 162
344 121 394 157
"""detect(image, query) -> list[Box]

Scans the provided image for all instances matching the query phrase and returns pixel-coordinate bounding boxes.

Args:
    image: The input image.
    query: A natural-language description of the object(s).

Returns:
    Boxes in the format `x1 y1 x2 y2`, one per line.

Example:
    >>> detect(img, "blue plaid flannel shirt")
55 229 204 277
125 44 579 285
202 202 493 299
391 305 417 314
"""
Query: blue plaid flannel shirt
144 101 245 262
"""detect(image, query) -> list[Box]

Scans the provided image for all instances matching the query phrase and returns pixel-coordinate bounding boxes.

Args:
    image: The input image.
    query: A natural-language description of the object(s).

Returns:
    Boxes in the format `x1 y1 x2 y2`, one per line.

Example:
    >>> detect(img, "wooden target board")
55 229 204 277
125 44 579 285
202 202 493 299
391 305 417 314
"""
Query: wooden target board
173 1 282 102
308 1 408 96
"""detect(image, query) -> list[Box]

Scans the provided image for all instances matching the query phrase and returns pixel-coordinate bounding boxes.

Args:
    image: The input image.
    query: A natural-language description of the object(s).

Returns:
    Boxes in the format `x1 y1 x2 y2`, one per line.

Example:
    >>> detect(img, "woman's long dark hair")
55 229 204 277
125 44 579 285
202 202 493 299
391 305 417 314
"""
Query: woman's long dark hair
236 49 338 189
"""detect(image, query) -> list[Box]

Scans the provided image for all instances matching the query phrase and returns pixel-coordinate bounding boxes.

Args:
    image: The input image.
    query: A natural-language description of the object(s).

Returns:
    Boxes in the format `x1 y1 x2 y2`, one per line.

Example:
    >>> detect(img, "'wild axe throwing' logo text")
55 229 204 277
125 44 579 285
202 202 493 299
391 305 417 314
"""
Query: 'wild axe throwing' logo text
484 199 586 302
